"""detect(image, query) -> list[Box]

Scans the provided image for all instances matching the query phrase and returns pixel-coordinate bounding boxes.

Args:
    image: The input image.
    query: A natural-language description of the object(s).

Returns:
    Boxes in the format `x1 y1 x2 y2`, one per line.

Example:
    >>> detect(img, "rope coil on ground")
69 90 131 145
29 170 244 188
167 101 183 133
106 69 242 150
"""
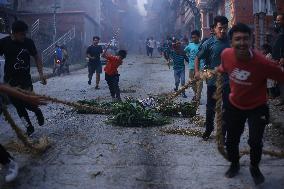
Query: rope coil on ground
2 106 50 154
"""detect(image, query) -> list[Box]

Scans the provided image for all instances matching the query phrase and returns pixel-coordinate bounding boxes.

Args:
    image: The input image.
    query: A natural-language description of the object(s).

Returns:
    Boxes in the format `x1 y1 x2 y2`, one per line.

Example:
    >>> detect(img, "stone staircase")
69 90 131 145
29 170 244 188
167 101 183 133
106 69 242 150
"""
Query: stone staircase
31 19 40 39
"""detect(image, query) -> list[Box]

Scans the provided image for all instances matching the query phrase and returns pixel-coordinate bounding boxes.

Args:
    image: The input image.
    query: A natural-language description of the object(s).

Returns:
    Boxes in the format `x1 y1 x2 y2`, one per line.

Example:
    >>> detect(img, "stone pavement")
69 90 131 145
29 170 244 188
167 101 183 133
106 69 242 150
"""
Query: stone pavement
0 55 283 189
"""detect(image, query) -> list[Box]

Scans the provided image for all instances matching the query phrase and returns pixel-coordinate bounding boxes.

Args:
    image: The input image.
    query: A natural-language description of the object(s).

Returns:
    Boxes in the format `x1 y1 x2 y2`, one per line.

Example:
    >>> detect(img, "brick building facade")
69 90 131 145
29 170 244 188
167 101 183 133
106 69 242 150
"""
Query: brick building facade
16 11 99 63
195 0 284 48
17 12 99 48
196 0 254 38
16 0 101 25
6 0 102 63
253 0 284 49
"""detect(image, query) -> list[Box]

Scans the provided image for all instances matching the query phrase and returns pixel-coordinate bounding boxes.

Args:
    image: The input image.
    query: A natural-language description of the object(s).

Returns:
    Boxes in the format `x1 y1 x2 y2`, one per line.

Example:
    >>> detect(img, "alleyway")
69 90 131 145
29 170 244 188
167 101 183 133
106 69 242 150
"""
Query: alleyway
0 55 284 189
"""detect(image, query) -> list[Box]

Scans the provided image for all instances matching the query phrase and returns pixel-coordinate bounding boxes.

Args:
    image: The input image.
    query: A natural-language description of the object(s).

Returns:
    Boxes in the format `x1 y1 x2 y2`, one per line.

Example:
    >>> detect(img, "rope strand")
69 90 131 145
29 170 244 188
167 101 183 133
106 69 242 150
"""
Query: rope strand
2 106 49 153
214 73 228 160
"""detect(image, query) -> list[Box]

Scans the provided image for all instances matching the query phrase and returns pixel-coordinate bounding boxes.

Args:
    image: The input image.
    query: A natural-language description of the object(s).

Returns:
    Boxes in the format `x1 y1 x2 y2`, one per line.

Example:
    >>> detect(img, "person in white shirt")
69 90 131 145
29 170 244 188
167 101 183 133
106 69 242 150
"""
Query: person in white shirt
148 37 155 57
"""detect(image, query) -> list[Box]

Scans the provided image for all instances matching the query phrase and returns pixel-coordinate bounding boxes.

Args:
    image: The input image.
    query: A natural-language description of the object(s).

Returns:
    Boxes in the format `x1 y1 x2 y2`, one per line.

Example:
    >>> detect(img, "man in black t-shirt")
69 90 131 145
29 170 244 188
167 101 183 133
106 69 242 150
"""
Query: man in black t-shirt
0 20 47 136
86 36 103 89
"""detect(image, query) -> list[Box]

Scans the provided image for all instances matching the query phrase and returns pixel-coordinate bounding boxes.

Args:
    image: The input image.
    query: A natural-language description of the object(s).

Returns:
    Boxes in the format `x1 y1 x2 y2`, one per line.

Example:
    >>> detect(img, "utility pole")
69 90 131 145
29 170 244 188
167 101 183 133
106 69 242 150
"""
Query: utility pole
51 0 61 42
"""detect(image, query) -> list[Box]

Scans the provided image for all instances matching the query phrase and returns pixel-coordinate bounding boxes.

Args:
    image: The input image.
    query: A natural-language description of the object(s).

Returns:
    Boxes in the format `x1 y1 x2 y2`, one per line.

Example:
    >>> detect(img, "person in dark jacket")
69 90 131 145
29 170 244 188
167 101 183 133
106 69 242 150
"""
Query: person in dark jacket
272 13 284 107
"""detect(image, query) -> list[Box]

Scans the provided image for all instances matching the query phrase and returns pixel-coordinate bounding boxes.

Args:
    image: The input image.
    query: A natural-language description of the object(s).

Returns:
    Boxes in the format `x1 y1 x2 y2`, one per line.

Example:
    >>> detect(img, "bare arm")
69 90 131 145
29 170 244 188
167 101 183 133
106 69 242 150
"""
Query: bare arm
0 85 47 106
33 54 47 85
102 51 109 59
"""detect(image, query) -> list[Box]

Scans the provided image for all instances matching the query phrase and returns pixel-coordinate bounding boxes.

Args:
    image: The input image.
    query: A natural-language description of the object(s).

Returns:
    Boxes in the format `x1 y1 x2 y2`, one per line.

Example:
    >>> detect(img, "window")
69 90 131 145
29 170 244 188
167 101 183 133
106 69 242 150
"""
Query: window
253 0 275 15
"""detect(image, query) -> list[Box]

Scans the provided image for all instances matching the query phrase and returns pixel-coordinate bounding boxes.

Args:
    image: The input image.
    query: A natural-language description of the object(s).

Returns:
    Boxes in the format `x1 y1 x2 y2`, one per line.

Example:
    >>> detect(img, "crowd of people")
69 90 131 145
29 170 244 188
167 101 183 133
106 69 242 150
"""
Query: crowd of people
145 14 284 185
0 13 284 185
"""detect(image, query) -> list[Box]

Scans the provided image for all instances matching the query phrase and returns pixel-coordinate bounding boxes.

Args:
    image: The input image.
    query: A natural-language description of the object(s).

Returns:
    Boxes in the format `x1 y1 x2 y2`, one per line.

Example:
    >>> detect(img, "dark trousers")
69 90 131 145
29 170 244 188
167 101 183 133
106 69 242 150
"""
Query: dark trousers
149 48 153 57
0 144 11 165
205 84 230 133
224 102 269 166
164 51 170 61
146 46 150 56
105 73 120 99
88 62 102 81
9 85 42 127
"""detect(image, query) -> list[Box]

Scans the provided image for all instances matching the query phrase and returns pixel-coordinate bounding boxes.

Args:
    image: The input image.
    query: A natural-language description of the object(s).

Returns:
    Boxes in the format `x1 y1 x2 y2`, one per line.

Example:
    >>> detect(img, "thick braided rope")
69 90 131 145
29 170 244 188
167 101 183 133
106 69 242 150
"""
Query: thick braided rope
40 95 111 114
193 76 203 108
159 70 215 108
2 106 49 153
214 73 228 160
16 88 111 114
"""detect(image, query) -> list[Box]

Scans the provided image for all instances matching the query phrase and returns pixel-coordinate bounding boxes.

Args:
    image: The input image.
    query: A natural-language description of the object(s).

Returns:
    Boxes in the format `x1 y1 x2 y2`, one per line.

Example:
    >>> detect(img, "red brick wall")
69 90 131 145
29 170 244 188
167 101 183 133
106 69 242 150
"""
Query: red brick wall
200 10 210 38
18 12 84 41
233 0 254 26
17 0 101 24
265 16 274 44
17 12 91 61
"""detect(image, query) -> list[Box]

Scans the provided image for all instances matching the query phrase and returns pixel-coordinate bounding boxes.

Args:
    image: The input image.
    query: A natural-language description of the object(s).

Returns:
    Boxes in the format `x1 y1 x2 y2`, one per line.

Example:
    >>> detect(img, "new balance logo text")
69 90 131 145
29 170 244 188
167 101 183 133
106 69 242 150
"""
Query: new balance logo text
231 68 250 81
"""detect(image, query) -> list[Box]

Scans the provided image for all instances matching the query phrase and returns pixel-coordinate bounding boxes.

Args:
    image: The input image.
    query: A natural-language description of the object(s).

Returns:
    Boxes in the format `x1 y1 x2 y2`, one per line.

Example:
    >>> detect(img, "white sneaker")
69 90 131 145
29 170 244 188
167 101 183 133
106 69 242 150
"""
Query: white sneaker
5 158 19 182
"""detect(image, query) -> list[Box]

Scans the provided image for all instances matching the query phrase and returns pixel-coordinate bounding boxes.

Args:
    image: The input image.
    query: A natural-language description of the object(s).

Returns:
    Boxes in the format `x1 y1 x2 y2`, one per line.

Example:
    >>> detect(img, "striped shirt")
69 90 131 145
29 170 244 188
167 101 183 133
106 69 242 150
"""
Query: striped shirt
170 50 188 70
196 36 230 86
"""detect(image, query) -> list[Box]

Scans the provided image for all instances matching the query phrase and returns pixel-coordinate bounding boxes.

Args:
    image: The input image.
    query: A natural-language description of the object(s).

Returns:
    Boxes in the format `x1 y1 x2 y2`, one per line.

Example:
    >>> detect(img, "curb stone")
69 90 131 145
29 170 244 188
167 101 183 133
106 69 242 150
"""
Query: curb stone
31 63 87 83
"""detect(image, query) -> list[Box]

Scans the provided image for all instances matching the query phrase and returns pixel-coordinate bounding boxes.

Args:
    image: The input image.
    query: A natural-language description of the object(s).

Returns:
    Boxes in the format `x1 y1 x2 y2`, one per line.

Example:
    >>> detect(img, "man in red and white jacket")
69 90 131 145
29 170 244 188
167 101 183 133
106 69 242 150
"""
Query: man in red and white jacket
218 23 284 185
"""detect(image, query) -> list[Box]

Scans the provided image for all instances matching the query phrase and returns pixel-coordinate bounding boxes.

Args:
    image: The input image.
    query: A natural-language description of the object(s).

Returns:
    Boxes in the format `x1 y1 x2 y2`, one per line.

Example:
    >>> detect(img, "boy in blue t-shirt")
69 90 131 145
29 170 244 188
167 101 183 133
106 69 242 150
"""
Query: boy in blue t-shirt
184 30 204 101
170 41 188 98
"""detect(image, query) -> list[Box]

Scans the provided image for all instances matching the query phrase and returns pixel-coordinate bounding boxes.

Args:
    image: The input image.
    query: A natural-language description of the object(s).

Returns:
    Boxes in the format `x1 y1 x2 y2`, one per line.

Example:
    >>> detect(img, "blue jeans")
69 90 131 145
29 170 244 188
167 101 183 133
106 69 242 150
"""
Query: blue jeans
205 84 230 133
174 69 185 89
